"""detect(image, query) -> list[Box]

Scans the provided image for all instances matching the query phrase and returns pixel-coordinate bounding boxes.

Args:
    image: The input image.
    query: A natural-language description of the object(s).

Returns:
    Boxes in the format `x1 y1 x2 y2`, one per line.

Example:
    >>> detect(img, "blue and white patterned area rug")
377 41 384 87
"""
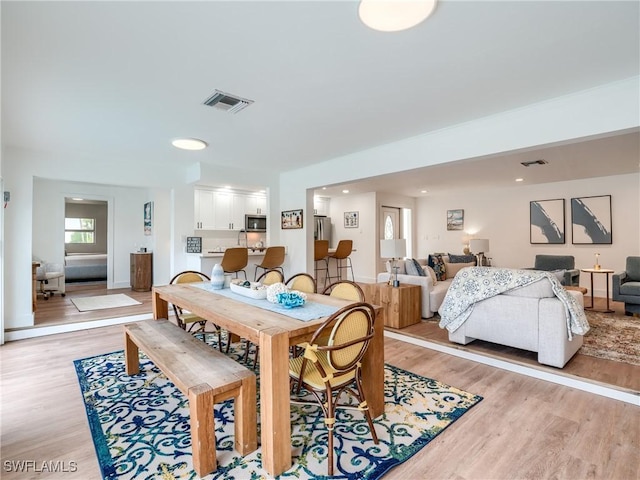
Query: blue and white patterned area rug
74 338 482 480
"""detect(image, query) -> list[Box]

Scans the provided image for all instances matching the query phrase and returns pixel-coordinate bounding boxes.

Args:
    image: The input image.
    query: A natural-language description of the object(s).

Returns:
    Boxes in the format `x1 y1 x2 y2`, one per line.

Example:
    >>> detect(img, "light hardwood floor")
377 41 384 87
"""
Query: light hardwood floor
1 323 638 479
24 283 640 394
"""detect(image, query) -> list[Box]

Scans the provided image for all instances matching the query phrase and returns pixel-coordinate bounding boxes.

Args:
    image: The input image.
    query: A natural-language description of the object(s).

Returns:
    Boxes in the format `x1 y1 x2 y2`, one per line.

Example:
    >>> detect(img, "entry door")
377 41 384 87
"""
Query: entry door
379 206 401 273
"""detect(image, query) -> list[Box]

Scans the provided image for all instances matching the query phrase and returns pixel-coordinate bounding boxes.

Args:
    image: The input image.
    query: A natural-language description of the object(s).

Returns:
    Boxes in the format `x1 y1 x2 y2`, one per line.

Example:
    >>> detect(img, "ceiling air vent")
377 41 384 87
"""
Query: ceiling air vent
203 90 254 114
520 159 548 167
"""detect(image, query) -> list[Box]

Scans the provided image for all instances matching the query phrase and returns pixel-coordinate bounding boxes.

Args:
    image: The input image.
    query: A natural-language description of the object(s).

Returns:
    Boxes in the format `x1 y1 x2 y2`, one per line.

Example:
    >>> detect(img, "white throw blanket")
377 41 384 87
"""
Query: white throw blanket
438 267 590 340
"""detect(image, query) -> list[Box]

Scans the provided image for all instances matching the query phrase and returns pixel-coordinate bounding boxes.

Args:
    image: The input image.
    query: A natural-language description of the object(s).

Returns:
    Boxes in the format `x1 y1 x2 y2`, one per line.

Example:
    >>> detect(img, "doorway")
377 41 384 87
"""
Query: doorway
379 206 401 273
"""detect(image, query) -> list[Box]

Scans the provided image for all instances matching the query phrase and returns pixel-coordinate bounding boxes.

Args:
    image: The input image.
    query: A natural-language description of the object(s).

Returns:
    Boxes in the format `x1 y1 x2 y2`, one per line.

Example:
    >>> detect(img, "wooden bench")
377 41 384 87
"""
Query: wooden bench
123 319 257 477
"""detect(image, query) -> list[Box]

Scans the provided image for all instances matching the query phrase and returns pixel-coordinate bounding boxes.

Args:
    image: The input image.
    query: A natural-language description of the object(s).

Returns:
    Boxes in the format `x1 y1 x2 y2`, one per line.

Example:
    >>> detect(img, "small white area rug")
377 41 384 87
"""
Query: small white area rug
71 294 142 312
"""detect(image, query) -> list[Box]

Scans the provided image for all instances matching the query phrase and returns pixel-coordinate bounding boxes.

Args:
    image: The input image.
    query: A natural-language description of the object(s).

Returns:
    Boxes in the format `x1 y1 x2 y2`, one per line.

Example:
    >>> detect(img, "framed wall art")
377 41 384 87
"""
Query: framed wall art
186 236 202 253
530 198 565 244
571 195 612 244
344 211 359 228
281 209 303 229
144 201 153 236
446 209 464 231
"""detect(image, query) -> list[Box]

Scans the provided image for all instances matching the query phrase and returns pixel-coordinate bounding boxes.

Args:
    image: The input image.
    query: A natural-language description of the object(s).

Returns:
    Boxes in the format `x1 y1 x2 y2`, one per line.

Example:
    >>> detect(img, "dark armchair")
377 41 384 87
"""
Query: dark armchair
612 256 640 316
528 254 580 286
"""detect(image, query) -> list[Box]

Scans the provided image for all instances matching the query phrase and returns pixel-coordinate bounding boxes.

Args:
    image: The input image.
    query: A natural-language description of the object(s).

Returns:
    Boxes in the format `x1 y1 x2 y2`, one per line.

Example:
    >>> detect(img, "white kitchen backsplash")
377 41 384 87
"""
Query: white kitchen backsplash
199 231 265 252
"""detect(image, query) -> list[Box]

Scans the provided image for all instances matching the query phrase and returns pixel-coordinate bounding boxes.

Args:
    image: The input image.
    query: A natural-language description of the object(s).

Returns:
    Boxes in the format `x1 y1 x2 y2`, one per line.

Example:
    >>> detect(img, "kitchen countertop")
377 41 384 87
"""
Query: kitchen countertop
200 248 270 258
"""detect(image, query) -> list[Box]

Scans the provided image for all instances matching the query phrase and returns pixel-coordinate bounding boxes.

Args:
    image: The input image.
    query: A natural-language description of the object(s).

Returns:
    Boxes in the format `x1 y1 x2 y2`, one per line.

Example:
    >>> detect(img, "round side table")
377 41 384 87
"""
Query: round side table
580 268 615 313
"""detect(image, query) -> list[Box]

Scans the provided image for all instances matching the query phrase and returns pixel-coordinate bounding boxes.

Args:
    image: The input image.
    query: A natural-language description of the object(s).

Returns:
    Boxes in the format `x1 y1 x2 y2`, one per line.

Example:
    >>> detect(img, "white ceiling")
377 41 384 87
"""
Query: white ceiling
2 1 639 197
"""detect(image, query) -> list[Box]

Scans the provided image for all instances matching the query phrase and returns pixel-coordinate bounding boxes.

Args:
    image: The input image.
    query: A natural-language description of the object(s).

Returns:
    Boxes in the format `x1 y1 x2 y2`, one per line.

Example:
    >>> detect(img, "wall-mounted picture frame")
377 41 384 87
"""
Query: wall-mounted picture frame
281 209 303 229
344 211 359 228
530 198 565 244
186 236 202 253
571 195 612 244
446 209 464 231
144 201 153 236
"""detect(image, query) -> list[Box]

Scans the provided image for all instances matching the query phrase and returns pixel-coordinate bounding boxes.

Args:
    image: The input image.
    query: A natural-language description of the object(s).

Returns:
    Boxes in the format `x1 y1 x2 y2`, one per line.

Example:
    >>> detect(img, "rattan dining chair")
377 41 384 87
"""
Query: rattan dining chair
322 280 365 302
285 273 317 294
243 269 286 368
289 302 379 476
254 246 286 280
169 270 225 351
256 269 285 286
314 240 330 289
221 247 249 279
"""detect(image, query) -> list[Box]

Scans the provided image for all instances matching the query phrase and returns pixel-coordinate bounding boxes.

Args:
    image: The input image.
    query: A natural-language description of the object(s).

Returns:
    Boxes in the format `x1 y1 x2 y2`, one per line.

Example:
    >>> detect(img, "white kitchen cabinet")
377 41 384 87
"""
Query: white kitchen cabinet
194 189 215 230
314 196 330 216
245 195 267 215
195 188 267 231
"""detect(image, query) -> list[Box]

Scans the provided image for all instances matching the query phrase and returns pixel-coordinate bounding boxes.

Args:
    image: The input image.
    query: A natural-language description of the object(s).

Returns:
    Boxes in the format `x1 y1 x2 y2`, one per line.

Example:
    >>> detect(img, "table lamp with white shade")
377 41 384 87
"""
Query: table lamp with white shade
380 239 406 287
469 238 490 267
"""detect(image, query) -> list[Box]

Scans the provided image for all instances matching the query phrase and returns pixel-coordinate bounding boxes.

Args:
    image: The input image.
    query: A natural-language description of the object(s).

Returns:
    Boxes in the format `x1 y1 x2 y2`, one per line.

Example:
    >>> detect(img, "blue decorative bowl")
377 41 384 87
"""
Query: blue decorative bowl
276 292 306 308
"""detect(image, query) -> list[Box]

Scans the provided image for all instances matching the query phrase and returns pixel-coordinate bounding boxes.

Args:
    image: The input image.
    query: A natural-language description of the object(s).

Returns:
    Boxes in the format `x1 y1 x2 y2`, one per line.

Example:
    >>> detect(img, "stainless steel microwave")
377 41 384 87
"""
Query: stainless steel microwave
245 214 267 232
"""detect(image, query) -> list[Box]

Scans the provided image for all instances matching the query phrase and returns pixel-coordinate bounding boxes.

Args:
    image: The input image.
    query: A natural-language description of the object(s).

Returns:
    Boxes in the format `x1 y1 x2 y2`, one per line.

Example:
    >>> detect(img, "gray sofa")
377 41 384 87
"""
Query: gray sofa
527 254 580 286
444 276 585 368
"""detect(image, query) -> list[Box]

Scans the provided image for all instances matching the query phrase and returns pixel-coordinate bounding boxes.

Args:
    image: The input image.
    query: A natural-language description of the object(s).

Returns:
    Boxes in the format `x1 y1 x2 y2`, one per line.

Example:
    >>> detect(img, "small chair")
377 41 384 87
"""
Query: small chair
35 263 66 300
328 240 354 283
170 270 225 351
286 273 317 294
613 256 640 316
314 240 330 288
221 247 249 279
256 269 284 286
243 269 285 368
254 246 285 280
322 280 365 302
289 302 379 476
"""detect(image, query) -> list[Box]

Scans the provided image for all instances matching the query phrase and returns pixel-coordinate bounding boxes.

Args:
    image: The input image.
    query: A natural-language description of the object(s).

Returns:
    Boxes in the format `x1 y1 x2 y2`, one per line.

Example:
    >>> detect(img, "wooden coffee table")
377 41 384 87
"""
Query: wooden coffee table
375 282 421 329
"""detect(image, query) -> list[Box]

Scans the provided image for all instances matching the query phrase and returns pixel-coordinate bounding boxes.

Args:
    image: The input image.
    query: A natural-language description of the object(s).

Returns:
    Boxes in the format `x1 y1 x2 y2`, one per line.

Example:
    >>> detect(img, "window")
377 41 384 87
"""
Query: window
65 217 95 244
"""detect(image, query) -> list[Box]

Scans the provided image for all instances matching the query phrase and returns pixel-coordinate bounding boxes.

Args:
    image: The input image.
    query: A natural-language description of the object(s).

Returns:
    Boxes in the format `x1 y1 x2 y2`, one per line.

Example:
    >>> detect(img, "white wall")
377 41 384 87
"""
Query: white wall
327 192 377 282
32 178 151 281
279 79 639 278
415 173 640 296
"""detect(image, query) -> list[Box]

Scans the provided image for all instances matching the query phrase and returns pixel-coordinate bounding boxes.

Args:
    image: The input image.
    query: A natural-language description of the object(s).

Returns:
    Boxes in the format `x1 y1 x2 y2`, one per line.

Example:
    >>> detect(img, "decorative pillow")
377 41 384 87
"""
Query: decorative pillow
428 254 446 281
445 261 475 279
448 253 477 264
405 258 427 277
423 265 438 285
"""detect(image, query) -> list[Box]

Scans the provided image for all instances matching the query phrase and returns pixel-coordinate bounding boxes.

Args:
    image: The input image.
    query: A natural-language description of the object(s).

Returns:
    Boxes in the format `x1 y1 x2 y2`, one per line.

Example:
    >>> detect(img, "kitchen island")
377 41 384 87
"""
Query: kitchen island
191 248 286 280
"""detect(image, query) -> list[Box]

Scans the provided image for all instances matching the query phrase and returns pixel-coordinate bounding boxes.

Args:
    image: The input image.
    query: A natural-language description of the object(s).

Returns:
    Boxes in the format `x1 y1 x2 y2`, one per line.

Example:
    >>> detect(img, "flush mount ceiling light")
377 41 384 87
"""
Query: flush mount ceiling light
358 0 437 32
171 138 208 151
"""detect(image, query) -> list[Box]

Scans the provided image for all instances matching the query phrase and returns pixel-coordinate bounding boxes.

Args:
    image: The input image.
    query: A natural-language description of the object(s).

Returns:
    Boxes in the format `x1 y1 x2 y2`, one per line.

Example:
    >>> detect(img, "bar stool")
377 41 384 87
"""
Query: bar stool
314 240 330 289
254 246 285 280
220 247 248 279
328 239 354 282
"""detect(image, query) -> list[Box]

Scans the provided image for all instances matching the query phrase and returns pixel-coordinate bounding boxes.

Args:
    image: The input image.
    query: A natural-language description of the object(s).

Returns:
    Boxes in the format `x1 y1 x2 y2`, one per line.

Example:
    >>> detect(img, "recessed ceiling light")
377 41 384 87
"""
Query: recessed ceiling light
420 190 428 194
358 0 437 32
171 138 208 150
342 189 350 194
322 187 327 190
515 178 524 182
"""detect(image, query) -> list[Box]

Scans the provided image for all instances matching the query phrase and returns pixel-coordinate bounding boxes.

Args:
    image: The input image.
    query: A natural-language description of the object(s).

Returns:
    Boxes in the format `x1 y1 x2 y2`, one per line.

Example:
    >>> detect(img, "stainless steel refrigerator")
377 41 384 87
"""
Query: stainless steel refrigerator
314 216 332 247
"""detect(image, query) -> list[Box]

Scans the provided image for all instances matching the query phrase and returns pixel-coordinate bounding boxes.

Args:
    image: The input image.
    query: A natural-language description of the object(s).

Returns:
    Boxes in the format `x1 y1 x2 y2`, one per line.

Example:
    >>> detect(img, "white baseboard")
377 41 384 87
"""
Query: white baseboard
384 330 639 406
4 314 154 341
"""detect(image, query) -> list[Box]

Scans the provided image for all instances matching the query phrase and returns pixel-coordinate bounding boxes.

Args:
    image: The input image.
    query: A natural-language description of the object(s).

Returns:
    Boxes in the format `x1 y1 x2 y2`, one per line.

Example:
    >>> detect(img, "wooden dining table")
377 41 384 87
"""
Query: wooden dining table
152 283 384 477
